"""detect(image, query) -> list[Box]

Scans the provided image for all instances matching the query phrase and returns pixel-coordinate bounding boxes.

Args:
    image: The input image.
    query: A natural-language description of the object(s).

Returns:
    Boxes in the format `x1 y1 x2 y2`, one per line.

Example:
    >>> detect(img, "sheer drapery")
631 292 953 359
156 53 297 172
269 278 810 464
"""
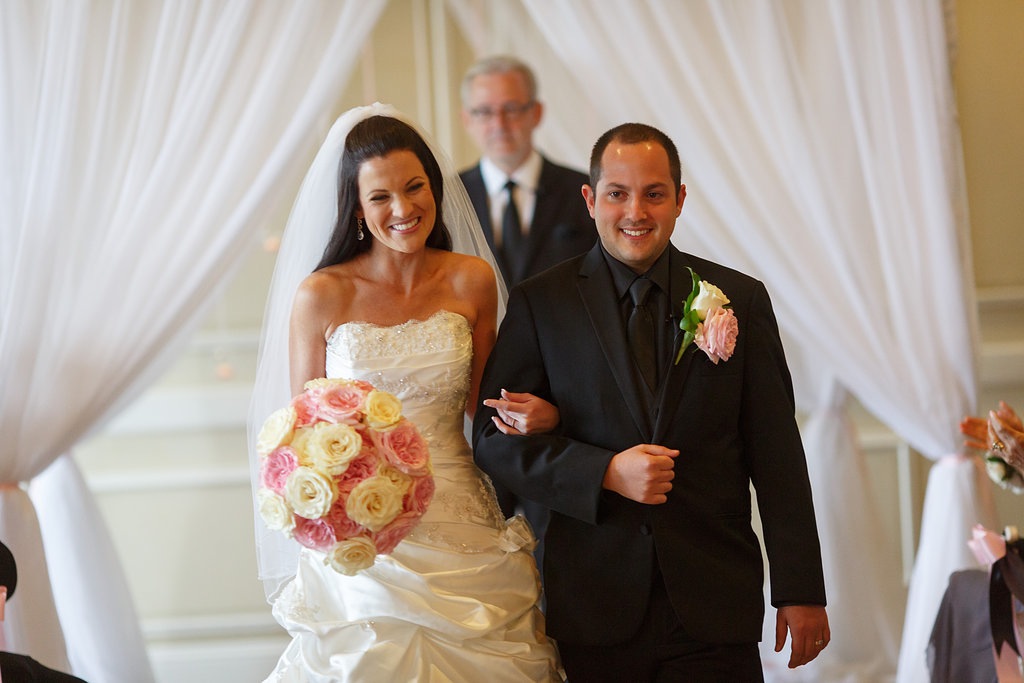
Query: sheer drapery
447 1 983 680
0 1 387 680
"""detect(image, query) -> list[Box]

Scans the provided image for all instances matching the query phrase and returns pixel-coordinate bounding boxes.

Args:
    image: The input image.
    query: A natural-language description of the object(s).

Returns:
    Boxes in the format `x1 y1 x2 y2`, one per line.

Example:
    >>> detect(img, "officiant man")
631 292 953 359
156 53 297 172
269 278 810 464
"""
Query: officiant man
459 55 595 561
474 122 829 681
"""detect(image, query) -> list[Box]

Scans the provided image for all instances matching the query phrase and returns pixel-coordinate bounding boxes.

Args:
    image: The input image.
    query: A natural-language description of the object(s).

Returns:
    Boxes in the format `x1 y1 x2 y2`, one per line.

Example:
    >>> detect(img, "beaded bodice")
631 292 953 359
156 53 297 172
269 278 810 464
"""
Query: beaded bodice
326 309 471 427
325 309 506 539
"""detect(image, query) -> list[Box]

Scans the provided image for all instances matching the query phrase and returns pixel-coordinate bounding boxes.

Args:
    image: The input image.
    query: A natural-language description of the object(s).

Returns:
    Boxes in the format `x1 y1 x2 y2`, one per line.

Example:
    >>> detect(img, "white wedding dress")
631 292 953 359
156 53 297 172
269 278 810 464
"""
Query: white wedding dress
265 310 561 682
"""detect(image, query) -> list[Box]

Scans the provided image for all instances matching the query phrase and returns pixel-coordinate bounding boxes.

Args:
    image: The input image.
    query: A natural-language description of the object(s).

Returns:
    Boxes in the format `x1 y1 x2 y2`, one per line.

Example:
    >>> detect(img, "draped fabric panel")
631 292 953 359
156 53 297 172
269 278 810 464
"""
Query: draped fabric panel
447 1 984 681
0 1 387 680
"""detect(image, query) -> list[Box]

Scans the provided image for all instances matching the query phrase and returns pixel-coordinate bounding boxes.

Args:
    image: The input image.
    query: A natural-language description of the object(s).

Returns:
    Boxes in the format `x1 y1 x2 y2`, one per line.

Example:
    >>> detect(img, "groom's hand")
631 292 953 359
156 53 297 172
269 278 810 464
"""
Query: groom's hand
602 445 679 504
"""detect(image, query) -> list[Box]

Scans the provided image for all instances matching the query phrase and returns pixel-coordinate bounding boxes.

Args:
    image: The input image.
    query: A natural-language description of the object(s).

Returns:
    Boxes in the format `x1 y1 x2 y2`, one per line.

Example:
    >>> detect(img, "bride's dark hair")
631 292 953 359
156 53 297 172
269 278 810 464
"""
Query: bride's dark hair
316 116 453 270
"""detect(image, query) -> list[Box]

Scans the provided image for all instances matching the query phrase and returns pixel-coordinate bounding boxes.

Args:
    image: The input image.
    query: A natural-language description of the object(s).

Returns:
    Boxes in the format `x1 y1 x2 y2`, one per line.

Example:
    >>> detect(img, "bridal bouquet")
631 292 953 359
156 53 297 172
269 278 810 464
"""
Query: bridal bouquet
256 378 434 575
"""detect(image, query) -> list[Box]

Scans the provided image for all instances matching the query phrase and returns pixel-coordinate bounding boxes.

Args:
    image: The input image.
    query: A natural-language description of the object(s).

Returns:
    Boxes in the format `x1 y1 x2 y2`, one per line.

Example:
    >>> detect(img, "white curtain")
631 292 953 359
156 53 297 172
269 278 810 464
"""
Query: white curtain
447 1 985 681
0 1 387 680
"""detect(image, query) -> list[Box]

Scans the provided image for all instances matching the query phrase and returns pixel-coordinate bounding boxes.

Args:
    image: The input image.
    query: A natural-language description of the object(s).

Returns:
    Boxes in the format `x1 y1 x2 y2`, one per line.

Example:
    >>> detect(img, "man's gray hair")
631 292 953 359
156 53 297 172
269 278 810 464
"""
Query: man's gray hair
460 55 538 105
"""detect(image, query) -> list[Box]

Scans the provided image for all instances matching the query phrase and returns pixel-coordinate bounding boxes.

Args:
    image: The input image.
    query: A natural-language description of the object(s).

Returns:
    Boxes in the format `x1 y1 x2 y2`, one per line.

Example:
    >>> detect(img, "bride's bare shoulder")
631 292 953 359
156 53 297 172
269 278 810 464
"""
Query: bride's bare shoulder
436 251 495 287
293 264 356 314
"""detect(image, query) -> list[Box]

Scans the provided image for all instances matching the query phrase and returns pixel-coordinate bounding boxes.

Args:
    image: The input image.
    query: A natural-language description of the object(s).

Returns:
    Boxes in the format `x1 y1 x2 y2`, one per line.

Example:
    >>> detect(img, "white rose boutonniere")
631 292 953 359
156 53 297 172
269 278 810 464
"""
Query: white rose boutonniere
675 267 739 365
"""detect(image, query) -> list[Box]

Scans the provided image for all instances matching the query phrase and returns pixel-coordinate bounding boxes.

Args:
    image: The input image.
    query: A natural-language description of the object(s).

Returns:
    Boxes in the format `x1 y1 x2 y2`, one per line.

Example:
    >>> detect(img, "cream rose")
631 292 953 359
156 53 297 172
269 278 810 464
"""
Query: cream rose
376 464 413 495
303 377 344 392
257 489 295 534
690 280 730 321
304 422 362 476
325 537 377 576
346 475 404 532
364 390 403 430
285 466 337 519
256 406 297 457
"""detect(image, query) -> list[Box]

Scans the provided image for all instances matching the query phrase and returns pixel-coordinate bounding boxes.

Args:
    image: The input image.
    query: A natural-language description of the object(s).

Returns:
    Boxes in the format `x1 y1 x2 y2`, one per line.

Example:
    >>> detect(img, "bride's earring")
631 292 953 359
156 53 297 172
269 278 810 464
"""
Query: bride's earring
356 217 365 241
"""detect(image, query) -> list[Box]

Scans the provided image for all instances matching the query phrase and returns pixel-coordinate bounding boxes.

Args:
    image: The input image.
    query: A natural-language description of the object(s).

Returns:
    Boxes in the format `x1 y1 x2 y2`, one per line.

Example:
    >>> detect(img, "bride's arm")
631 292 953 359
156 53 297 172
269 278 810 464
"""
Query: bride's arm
288 273 332 396
460 256 559 433
464 259 498 421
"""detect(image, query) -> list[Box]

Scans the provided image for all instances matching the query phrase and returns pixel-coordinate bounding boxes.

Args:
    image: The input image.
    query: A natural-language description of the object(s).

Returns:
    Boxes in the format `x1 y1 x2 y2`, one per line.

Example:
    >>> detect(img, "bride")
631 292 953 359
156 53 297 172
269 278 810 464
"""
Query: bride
248 103 562 682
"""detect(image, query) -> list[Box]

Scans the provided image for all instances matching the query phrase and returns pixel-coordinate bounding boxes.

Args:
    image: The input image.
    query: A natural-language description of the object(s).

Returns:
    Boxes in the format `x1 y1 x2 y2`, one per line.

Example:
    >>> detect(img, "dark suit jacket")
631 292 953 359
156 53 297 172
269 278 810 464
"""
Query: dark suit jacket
459 157 595 286
473 243 826 647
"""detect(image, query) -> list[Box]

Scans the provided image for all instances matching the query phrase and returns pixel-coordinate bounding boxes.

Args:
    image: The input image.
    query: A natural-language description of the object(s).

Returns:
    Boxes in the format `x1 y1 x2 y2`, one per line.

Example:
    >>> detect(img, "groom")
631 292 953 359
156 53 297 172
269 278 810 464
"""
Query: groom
474 123 829 681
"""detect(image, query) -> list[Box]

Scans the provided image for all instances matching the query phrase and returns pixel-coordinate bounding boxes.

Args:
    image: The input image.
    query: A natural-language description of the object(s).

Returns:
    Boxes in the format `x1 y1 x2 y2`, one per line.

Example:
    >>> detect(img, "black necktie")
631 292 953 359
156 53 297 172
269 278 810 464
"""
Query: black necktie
501 179 522 280
628 277 657 391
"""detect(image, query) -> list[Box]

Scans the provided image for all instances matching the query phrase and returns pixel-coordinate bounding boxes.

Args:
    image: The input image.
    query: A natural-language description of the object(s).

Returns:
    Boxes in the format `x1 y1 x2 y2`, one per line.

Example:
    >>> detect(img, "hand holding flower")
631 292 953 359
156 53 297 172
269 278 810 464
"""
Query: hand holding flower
989 405 1024 470
961 401 1021 451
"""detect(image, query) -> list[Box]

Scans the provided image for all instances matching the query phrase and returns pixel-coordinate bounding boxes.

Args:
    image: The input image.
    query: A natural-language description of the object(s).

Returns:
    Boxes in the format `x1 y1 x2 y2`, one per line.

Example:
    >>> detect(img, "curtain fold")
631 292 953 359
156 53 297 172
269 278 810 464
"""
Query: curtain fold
0 1 388 679
447 1 981 680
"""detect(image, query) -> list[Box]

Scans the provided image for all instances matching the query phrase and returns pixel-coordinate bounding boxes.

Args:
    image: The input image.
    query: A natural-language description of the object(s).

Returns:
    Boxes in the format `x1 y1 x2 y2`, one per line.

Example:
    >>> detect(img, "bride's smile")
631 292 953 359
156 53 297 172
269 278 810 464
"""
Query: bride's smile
357 149 436 253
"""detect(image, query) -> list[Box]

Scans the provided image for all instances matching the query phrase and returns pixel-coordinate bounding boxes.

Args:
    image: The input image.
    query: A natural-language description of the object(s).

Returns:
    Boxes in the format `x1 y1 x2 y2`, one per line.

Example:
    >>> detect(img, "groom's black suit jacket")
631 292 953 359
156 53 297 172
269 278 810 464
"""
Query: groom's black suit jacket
459 157 595 286
473 243 826 646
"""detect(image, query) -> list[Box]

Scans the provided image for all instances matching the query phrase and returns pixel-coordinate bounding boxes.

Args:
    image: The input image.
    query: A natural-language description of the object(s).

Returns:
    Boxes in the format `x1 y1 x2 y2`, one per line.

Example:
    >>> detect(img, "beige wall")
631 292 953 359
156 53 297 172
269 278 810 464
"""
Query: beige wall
953 0 1024 290
74 1 1024 680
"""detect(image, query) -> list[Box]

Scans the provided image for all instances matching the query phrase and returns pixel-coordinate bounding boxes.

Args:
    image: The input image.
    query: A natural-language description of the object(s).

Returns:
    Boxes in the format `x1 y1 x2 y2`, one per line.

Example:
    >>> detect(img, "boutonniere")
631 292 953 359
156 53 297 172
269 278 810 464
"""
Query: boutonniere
674 267 739 365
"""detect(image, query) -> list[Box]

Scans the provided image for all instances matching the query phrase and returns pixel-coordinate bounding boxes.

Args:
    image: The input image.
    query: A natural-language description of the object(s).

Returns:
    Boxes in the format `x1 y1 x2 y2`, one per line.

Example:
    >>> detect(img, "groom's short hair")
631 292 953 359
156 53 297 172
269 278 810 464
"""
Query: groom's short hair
589 123 681 195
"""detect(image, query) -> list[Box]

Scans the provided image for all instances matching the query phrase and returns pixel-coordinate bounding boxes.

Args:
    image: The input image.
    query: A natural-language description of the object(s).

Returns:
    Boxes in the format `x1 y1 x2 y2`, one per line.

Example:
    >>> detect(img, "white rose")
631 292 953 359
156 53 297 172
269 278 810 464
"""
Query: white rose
305 422 363 476
325 537 377 576
690 281 730 321
285 466 337 519
364 390 402 430
346 476 404 532
257 489 295 534
257 406 297 457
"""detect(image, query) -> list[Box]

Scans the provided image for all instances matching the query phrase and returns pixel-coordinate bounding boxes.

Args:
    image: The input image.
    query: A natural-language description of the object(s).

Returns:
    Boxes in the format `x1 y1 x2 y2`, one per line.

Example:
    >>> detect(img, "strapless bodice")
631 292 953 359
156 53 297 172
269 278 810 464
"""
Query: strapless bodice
267 309 559 683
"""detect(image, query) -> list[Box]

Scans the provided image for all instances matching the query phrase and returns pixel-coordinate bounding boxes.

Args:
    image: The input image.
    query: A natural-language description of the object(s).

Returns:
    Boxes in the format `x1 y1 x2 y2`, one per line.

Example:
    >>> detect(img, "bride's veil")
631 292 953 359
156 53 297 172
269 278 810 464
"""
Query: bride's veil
247 102 507 598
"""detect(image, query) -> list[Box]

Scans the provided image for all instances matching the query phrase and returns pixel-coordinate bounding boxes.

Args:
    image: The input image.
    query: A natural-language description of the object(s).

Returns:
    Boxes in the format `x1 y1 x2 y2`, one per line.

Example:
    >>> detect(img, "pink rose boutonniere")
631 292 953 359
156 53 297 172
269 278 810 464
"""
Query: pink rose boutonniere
674 267 739 365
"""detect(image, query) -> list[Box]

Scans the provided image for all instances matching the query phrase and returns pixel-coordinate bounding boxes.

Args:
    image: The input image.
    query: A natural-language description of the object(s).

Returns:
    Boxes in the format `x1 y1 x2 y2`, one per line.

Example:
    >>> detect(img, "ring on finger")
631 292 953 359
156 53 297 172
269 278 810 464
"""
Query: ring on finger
814 639 825 647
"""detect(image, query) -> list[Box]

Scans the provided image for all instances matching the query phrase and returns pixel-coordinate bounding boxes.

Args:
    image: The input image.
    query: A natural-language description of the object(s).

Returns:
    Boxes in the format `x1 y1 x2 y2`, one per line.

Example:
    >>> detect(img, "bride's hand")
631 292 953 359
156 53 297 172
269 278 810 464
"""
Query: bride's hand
483 389 559 435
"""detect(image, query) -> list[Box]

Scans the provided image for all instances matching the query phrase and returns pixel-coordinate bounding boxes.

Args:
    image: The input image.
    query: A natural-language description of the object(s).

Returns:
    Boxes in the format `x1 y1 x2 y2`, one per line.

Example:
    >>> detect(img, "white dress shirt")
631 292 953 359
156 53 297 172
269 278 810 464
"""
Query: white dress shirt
479 150 542 247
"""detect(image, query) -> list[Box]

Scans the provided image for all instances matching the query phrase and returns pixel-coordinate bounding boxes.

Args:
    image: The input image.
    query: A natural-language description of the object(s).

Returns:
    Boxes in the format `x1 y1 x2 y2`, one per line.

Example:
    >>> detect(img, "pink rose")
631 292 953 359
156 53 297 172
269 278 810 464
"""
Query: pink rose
373 419 430 476
373 511 422 555
326 500 365 539
695 307 738 364
405 474 435 515
261 446 299 493
336 450 379 495
291 392 320 428
317 382 368 424
292 515 336 551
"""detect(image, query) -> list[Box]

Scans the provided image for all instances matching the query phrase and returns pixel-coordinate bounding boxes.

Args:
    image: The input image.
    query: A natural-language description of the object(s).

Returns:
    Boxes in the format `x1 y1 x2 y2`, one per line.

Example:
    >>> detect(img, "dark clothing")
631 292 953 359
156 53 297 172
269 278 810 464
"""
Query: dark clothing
0 653 88 683
461 156 596 574
474 243 825 678
459 157 595 288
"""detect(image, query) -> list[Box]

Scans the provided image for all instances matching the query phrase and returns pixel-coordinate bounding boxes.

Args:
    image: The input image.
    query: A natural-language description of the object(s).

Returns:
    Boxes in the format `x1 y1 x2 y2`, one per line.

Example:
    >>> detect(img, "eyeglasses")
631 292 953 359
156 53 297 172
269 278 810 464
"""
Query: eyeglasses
467 101 536 122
